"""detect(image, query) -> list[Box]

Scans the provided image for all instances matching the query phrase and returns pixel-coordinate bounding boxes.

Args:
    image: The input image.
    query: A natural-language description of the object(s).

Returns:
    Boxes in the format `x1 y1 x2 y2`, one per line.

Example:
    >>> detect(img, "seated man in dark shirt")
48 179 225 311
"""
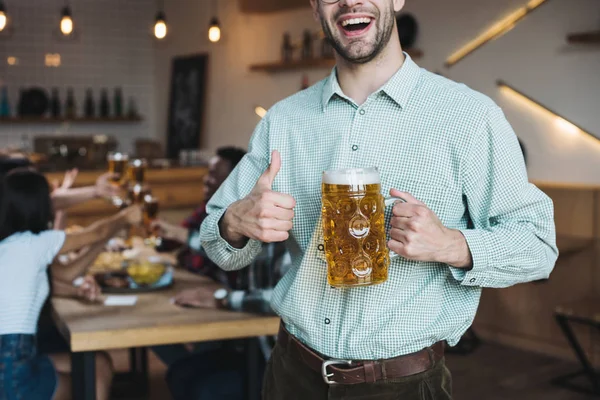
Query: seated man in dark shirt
153 146 246 288
149 146 247 365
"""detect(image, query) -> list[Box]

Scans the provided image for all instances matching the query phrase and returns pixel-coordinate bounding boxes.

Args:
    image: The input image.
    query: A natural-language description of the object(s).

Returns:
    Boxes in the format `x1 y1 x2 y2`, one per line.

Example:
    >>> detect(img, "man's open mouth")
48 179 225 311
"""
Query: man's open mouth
339 17 374 36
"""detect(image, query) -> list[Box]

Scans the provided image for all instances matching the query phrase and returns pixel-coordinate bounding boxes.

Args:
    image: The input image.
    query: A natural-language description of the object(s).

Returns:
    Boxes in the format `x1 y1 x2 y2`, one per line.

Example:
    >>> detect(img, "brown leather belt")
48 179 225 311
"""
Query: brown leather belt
277 323 444 385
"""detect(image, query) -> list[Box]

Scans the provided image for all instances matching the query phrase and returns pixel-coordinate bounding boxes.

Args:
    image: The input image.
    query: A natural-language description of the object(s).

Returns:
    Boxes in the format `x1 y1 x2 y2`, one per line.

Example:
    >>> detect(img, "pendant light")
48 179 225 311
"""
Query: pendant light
60 2 74 36
154 0 167 40
0 1 7 32
208 0 220 43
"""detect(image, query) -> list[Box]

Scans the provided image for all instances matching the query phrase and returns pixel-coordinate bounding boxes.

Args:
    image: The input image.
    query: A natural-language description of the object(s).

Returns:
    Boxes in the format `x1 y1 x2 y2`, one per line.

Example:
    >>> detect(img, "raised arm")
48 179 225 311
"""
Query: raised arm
51 172 119 210
200 116 295 271
58 205 142 264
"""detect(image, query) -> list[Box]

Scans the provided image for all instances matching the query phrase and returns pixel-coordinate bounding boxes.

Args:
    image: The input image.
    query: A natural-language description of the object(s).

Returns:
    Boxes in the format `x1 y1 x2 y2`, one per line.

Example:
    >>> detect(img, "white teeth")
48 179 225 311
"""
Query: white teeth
341 17 371 27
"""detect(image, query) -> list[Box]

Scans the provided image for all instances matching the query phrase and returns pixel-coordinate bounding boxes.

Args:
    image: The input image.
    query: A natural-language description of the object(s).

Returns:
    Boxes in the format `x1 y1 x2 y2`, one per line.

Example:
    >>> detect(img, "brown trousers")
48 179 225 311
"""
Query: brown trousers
262 342 453 400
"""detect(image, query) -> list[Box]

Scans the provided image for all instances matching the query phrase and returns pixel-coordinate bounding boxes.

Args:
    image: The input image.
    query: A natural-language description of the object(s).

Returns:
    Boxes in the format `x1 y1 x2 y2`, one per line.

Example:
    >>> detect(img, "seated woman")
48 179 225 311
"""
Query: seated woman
0 168 142 400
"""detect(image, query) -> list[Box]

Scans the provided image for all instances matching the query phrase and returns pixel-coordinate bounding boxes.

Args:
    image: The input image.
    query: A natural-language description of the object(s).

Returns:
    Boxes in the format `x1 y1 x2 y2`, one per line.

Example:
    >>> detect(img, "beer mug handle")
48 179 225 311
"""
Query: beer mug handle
384 196 405 207
383 196 405 259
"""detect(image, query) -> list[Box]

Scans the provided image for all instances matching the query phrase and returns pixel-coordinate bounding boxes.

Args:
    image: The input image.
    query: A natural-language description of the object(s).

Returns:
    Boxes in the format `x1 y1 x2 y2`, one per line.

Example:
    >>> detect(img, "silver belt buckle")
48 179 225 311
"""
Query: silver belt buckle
321 359 352 384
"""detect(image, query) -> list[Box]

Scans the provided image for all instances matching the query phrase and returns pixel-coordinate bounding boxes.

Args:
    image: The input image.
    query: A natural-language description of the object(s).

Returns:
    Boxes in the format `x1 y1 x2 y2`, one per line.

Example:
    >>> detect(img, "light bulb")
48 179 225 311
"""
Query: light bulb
208 18 220 42
154 11 167 40
255 106 267 118
60 7 73 36
60 16 73 35
0 11 6 32
154 20 167 39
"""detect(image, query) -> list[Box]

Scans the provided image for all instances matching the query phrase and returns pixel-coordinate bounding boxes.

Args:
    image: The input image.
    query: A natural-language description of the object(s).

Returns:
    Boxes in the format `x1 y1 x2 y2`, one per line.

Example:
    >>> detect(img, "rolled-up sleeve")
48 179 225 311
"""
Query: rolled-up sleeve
199 116 271 271
449 105 558 288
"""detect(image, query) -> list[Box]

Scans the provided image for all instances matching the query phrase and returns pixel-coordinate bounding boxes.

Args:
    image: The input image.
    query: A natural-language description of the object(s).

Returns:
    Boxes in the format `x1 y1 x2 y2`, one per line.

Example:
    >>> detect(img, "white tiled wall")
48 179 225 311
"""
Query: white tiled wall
0 0 157 154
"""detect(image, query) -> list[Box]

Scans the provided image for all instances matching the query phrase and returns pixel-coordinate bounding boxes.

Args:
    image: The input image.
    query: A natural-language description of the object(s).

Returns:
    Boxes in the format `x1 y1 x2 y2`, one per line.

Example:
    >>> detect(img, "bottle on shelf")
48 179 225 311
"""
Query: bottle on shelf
281 32 293 62
301 30 313 60
100 88 110 118
0 86 10 118
65 88 76 118
114 87 123 118
84 88 95 118
50 88 61 118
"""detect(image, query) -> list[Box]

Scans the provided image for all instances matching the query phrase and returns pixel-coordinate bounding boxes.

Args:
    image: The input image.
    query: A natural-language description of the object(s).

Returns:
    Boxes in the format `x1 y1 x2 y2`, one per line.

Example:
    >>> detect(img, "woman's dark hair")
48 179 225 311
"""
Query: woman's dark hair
0 154 33 179
0 168 53 241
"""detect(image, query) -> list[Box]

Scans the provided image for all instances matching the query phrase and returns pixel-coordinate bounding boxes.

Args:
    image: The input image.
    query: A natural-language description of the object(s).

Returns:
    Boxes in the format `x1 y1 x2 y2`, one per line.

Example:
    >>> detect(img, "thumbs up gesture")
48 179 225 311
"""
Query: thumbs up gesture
221 150 296 246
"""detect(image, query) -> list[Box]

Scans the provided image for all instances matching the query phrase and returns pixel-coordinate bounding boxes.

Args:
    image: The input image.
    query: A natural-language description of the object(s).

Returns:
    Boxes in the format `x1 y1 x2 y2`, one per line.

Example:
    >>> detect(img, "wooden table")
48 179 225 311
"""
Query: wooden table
52 270 280 400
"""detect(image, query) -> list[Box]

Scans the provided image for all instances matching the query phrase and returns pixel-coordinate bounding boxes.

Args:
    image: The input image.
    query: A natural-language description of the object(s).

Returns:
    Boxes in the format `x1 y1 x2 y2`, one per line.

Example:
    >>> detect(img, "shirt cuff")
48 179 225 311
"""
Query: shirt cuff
199 207 263 271
449 229 491 287
228 291 245 311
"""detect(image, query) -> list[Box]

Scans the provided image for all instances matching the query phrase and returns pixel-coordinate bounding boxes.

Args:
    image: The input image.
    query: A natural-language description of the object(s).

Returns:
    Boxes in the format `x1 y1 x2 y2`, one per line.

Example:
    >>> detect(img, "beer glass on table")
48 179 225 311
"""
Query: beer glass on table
321 167 401 288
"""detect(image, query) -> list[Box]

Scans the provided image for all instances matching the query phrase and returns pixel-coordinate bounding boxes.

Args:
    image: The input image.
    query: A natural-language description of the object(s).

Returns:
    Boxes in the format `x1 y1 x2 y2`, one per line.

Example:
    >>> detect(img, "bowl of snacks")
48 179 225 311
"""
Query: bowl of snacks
126 258 167 286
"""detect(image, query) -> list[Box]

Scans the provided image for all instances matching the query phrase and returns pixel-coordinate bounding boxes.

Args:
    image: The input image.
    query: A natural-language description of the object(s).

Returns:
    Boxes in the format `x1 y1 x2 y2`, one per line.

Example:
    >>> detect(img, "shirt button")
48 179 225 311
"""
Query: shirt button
359 109 365 115
469 278 476 283
351 144 358 151
325 318 331 325
318 244 325 252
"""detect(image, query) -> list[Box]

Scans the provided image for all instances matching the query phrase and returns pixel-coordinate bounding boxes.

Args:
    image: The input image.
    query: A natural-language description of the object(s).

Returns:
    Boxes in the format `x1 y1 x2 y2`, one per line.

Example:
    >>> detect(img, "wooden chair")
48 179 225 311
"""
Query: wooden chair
552 297 600 395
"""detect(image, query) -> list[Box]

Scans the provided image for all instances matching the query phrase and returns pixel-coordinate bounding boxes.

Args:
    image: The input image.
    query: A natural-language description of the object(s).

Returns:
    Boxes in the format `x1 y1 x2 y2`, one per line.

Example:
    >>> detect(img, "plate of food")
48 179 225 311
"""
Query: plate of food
90 236 176 293
94 260 174 293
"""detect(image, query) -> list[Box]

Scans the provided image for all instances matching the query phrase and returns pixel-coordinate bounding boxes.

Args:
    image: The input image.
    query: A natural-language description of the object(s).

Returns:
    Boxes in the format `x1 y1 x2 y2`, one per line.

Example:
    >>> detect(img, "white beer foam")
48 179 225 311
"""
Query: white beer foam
323 169 380 186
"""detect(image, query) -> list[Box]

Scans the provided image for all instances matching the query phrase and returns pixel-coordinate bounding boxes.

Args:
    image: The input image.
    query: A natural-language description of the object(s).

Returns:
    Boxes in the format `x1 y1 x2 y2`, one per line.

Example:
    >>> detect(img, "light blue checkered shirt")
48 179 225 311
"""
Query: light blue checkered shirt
200 54 558 360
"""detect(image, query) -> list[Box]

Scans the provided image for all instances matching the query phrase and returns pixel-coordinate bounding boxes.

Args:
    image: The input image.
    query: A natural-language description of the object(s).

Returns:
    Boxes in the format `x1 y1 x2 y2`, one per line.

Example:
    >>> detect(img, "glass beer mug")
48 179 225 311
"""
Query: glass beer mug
321 167 401 288
128 158 147 185
107 152 129 185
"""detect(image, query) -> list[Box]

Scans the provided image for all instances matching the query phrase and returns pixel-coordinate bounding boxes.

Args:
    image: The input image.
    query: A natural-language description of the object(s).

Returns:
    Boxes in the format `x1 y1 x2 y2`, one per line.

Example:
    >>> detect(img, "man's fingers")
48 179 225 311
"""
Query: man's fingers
258 219 293 232
390 189 423 205
270 207 294 221
271 192 296 209
392 203 423 218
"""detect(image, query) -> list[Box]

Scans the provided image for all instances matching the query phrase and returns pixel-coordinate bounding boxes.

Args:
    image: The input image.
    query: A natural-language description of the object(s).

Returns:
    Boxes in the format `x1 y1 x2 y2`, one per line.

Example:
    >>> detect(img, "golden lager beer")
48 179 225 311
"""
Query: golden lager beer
128 158 147 185
322 168 398 287
107 152 129 185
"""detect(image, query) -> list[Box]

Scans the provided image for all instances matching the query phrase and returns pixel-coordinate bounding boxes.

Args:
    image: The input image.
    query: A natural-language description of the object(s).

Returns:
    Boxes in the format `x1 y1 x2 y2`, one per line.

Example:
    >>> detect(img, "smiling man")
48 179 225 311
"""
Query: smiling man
200 0 558 398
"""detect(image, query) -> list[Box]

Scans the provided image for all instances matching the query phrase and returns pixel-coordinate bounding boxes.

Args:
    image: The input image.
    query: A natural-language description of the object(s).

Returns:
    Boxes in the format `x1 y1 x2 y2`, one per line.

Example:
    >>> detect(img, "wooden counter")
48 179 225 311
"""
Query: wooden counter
45 166 207 226
473 181 600 365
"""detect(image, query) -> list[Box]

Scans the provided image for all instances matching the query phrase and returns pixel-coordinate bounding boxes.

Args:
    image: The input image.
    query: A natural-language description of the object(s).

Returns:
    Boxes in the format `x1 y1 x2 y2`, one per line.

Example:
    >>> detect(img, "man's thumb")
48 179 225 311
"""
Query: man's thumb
259 150 281 187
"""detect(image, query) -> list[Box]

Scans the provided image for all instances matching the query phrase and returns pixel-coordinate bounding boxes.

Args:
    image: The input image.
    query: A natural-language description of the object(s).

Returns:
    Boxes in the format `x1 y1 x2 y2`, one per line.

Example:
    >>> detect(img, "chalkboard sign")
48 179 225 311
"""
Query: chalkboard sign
166 54 208 159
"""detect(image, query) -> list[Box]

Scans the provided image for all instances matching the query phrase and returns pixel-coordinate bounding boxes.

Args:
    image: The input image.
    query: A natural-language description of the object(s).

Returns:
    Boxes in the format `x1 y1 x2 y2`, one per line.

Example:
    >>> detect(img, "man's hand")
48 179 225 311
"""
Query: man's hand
76 276 103 303
95 172 121 198
151 219 188 243
388 189 472 269
221 150 295 246
172 286 225 308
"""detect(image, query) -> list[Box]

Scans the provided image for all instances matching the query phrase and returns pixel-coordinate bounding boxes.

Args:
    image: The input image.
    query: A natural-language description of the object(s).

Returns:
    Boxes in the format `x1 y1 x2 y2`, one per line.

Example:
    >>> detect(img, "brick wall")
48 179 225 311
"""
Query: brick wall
0 0 157 154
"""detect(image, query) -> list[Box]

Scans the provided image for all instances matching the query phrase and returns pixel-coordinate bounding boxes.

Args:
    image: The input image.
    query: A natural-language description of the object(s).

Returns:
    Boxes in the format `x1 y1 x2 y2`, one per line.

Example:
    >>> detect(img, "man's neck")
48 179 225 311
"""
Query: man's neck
335 40 405 106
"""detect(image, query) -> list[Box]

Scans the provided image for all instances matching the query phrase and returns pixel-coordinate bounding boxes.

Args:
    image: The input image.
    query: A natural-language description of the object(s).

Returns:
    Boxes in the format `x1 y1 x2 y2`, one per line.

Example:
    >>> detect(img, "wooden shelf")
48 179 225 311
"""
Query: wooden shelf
250 48 423 72
0 116 143 124
567 31 600 45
